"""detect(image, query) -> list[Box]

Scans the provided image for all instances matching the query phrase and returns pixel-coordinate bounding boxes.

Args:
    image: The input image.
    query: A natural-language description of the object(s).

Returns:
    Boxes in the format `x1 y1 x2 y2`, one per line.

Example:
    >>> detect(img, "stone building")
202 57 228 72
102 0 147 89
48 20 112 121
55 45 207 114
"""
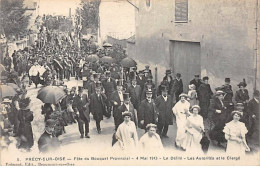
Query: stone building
128 0 259 94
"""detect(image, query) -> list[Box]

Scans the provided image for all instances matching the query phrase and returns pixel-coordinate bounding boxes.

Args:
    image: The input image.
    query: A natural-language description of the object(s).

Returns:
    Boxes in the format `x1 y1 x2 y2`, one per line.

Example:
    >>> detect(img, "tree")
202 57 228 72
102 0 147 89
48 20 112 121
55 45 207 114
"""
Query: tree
76 0 101 35
0 0 31 40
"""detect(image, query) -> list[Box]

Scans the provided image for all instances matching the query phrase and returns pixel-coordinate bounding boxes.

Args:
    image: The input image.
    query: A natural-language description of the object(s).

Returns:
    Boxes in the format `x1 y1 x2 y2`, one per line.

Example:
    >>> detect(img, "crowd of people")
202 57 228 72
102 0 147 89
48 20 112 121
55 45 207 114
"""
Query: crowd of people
0 29 259 155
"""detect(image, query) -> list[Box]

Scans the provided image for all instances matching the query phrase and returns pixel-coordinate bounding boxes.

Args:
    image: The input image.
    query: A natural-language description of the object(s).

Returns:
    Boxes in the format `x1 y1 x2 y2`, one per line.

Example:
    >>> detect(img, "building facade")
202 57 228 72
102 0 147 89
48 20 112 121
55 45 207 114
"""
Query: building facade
129 0 259 94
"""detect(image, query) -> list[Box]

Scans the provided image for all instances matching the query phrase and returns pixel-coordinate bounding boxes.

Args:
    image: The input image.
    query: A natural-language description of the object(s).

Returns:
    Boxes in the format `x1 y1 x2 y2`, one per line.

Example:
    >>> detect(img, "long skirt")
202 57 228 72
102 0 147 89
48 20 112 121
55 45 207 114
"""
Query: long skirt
175 113 187 149
226 140 246 155
185 128 203 154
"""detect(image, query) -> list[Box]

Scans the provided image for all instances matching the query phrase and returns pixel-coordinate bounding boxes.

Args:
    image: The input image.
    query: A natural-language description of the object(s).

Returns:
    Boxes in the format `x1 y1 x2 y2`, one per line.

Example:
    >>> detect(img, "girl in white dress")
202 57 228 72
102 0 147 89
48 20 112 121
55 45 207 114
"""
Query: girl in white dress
185 105 204 154
223 111 250 155
172 93 190 150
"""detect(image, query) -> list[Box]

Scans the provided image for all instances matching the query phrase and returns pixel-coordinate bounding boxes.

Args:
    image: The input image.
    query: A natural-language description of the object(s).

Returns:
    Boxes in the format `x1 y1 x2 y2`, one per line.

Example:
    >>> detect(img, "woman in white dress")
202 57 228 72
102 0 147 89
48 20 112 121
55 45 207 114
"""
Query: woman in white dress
172 93 190 150
139 123 164 154
115 111 138 152
185 105 204 154
223 111 250 155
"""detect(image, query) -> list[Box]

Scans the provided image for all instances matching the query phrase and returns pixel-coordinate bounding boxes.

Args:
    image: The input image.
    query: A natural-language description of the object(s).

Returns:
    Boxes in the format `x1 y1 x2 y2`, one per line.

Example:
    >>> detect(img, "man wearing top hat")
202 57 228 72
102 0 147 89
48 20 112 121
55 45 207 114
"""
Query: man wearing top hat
144 65 152 76
118 93 137 128
126 76 142 110
137 70 146 92
102 71 116 116
190 75 202 93
72 86 90 138
171 73 183 102
198 76 213 119
155 85 174 138
38 119 61 153
110 80 125 130
90 81 108 134
138 90 158 130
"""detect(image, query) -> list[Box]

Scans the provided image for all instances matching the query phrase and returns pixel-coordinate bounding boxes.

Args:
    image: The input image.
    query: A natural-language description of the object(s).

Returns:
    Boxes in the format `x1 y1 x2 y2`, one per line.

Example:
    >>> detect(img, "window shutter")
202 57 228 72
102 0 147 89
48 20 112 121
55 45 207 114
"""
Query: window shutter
175 0 188 22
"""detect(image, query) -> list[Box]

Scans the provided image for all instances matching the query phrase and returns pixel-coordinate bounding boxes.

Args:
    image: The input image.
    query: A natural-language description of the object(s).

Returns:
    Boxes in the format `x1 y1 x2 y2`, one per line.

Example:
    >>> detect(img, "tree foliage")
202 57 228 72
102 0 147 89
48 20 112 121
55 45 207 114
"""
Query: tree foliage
0 0 31 39
76 0 101 34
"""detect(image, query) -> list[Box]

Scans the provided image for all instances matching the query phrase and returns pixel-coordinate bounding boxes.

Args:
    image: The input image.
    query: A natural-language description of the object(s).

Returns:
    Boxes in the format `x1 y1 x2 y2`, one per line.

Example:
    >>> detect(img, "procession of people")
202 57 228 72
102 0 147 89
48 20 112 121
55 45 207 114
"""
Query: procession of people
1 25 259 156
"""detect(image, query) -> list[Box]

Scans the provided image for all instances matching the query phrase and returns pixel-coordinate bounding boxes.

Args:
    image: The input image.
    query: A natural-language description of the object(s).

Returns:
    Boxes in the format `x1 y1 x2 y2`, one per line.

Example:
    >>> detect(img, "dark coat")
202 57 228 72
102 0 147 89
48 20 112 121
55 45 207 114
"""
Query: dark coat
126 85 142 110
89 92 107 122
248 98 259 129
209 97 228 125
198 83 213 102
18 109 34 149
88 81 96 96
110 90 124 117
235 89 249 103
155 95 173 125
138 99 158 129
38 131 60 153
136 75 146 92
73 94 90 122
102 78 116 97
190 79 203 92
118 103 137 127
171 79 183 96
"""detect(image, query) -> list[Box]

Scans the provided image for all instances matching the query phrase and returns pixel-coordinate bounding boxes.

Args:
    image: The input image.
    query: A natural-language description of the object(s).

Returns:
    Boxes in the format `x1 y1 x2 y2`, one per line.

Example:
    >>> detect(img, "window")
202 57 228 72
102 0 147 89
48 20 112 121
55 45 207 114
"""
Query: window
146 0 151 7
175 0 188 22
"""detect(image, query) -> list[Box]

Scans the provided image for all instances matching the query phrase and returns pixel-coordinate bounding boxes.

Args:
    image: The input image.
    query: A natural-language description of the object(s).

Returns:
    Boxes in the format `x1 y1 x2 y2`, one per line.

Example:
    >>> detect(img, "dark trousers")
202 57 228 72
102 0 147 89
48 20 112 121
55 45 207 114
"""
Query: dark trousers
78 118 89 136
199 101 210 119
157 123 169 136
96 120 101 131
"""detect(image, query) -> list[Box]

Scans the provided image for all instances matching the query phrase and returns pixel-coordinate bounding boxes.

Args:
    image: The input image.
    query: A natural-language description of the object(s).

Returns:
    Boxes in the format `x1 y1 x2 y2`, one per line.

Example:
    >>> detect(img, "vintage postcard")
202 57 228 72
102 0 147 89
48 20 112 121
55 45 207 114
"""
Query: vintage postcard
0 0 259 166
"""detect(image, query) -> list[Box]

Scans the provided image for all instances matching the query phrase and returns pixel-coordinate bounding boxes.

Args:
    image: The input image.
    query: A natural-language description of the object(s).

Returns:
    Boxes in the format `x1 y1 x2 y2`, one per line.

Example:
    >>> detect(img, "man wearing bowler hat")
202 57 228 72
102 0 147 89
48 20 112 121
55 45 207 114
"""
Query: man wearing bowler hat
198 76 213 119
90 81 108 134
138 90 158 131
73 86 90 138
137 70 146 92
126 76 142 110
111 80 124 130
215 78 233 104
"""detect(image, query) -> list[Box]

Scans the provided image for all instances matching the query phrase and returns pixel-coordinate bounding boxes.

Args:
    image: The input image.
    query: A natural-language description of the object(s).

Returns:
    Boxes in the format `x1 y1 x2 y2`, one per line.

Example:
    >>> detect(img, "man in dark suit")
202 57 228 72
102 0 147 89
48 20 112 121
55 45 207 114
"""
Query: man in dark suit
73 86 90 138
247 90 259 141
88 73 100 96
90 82 108 134
126 76 142 110
110 80 124 130
141 76 156 100
138 90 158 131
155 85 173 138
118 93 137 127
190 75 202 93
137 70 146 93
171 73 183 102
198 76 213 119
102 71 116 117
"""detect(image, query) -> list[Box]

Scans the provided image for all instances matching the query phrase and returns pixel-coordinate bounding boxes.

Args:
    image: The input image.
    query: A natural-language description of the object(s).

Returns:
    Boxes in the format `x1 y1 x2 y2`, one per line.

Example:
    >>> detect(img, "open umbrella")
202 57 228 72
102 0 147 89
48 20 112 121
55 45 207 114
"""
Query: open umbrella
120 57 137 68
37 86 66 104
86 54 99 62
0 85 17 98
100 56 115 64
103 42 112 48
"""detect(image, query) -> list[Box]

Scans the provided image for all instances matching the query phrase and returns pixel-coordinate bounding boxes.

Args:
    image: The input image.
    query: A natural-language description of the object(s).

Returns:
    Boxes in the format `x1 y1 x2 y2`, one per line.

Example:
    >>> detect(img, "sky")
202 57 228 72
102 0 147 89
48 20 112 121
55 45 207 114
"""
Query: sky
38 0 81 16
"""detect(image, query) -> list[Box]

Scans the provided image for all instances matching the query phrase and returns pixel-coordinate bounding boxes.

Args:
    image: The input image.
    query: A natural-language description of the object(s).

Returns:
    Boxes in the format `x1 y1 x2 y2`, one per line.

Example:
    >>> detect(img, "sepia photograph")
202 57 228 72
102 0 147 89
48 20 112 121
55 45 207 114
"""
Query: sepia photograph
0 0 259 166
